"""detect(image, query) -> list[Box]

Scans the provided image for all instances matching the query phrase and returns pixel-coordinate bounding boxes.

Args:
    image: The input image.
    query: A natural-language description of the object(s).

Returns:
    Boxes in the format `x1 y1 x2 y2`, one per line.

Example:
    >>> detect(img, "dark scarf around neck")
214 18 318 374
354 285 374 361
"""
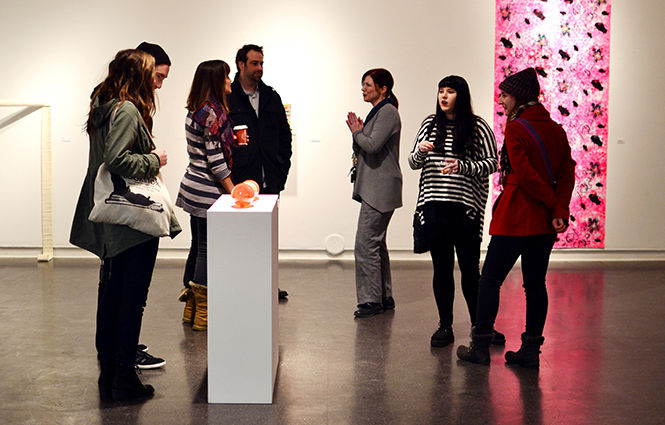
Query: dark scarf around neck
364 96 397 124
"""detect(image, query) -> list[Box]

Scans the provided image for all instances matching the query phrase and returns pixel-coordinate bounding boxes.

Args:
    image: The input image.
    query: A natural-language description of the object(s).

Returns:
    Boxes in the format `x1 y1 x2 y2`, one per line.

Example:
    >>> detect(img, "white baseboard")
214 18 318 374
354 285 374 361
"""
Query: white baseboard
278 249 665 262
1 247 664 263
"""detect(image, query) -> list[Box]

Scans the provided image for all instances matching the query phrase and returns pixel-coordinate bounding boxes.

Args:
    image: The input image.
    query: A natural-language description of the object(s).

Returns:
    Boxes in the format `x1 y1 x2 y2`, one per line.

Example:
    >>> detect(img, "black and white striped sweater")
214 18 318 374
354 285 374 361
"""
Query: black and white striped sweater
408 115 498 236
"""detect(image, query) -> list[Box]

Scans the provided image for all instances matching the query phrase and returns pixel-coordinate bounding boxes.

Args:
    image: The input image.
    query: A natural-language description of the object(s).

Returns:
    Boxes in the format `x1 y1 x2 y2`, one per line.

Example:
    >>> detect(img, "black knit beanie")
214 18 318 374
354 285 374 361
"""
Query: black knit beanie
499 68 539 102
136 42 171 66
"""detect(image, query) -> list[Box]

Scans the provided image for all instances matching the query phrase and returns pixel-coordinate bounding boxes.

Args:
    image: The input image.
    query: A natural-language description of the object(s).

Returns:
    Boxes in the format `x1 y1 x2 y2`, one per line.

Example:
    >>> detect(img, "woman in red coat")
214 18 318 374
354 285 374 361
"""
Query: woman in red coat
457 68 576 368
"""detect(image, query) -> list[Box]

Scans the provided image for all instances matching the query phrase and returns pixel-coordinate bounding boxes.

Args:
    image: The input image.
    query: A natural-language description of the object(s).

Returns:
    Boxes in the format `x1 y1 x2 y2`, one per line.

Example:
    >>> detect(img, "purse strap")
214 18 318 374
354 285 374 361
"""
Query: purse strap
514 118 555 186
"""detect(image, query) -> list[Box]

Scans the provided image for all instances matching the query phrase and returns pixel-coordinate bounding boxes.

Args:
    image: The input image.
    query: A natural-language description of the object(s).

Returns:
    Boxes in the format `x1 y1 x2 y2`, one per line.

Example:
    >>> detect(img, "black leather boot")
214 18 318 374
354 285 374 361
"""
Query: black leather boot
111 365 155 401
456 328 493 365
505 333 545 369
98 361 113 400
491 328 506 345
431 324 454 347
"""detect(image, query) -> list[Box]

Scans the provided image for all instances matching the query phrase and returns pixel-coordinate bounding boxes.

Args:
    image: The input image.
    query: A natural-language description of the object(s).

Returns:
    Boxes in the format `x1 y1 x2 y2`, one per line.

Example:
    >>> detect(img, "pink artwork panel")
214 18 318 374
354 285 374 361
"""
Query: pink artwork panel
494 0 610 248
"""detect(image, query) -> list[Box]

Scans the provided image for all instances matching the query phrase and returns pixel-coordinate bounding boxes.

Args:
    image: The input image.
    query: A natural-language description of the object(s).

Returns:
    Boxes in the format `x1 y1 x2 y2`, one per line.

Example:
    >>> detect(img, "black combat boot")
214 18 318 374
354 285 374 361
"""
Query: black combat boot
505 333 545 369
111 365 155 401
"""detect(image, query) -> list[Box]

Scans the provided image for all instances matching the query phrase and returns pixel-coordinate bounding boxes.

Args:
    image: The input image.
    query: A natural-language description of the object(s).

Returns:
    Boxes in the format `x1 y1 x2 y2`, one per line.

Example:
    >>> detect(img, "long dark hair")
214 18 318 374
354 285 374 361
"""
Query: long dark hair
87 49 156 135
434 75 476 156
362 68 398 108
186 60 231 112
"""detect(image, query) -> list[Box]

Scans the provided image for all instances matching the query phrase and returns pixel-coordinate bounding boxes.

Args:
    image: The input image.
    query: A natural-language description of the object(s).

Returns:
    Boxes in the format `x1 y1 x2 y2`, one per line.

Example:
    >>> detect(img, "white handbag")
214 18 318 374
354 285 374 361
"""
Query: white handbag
88 163 175 237
88 102 176 237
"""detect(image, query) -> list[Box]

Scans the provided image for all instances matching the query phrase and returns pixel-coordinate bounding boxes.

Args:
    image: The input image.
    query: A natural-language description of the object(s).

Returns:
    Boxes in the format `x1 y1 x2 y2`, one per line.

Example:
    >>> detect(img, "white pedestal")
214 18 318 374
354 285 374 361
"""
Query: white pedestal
207 194 279 404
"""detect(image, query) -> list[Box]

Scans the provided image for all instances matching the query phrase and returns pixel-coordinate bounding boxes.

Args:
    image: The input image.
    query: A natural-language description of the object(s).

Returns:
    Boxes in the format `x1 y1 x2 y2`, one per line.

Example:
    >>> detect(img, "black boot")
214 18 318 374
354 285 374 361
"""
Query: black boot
505 333 545 369
430 324 454 347
456 328 493 365
98 361 113 400
111 365 155 401
491 328 506 346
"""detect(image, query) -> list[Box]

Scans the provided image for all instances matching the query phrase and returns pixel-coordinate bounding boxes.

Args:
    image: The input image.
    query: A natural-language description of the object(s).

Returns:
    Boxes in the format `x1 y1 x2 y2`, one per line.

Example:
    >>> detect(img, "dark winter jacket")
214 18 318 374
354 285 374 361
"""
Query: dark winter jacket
227 76 292 194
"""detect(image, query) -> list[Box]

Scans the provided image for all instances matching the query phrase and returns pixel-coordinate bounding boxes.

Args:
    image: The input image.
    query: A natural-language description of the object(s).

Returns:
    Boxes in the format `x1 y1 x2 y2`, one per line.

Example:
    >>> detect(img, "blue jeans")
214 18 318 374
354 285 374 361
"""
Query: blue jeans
183 215 208 286
475 234 556 336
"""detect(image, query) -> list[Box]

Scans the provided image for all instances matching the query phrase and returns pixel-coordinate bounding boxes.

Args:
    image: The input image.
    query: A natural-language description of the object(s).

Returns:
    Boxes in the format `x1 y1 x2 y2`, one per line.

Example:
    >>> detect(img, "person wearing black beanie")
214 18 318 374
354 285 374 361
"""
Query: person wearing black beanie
90 42 171 98
136 41 171 89
457 68 576 368
126 41 172 370
136 42 171 66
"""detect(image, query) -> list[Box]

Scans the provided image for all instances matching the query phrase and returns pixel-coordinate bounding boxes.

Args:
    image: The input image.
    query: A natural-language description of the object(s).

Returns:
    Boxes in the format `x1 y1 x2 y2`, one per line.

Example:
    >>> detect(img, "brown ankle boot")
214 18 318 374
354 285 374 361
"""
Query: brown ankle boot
456 327 493 365
179 287 195 324
190 283 207 331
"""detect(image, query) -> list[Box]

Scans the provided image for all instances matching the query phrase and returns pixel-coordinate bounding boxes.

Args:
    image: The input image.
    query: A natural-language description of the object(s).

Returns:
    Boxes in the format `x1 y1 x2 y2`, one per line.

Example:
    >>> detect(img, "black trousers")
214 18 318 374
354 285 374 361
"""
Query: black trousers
96 238 159 366
475 234 556 336
425 202 481 328
183 215 207 287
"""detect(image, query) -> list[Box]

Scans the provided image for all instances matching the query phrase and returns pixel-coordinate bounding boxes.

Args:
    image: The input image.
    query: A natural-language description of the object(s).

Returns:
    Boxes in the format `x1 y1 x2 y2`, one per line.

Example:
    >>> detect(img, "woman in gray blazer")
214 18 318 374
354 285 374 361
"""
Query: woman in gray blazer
345 68 403 318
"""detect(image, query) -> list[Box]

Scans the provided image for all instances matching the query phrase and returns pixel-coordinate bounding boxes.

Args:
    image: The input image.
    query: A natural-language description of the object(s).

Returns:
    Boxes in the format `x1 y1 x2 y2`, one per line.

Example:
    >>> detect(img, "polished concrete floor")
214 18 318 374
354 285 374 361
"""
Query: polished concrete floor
1 258 663 425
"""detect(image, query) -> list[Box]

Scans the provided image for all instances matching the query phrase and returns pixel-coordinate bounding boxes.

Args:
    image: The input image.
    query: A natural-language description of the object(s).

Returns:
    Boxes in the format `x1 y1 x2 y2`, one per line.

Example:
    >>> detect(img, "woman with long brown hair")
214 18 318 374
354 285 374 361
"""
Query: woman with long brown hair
70 49 179 401
176 60 235 331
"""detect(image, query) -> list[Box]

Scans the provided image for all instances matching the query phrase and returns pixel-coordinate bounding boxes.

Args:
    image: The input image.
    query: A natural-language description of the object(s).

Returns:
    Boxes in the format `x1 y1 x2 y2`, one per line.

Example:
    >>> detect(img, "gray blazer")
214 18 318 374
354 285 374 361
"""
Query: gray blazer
352 103 403 213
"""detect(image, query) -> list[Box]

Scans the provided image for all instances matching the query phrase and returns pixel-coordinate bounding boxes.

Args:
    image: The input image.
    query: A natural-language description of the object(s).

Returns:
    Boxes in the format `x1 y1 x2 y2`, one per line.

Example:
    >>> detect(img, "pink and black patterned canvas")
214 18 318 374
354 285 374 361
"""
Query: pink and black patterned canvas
494 0 610 248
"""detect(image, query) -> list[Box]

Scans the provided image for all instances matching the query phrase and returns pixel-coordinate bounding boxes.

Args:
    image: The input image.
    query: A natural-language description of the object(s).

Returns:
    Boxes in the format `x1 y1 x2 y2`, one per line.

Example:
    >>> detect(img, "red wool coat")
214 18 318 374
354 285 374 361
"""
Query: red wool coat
490 104 576 236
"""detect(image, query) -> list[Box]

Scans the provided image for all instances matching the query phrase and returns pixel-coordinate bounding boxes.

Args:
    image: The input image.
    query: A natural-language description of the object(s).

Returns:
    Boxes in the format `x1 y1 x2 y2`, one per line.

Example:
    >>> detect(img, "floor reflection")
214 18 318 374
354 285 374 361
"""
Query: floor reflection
493 266 604 424
1 259 663 424
350 311 395 425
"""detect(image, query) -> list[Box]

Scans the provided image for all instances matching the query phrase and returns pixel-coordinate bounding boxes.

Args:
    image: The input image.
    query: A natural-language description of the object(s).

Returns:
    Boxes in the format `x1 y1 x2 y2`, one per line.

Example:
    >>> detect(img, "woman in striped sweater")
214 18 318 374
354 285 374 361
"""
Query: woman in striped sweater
176 60 235 331
409 75 501 347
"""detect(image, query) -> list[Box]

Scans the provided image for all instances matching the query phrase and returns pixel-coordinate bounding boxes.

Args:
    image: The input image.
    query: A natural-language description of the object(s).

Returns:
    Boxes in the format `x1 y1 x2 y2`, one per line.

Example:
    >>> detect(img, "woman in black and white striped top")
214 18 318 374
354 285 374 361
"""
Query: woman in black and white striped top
408 75 500 348
175 60 235 331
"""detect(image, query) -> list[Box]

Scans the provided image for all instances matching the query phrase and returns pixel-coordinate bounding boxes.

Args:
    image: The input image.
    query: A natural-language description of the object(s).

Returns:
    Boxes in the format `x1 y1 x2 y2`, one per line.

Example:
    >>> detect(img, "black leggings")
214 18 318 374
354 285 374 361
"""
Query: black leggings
96 238 159 366
425 202 481 327
475 234 556 336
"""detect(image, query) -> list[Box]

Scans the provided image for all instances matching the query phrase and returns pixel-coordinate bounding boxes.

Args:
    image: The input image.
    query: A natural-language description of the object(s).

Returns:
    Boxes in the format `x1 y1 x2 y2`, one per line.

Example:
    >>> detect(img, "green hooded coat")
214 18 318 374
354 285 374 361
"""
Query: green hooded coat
70 99 180 258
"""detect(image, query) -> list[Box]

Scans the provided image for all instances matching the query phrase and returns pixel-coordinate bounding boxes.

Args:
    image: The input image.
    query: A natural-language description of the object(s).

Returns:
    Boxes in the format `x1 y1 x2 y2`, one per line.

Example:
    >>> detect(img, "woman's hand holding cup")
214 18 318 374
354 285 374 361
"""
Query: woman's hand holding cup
441 158 458 174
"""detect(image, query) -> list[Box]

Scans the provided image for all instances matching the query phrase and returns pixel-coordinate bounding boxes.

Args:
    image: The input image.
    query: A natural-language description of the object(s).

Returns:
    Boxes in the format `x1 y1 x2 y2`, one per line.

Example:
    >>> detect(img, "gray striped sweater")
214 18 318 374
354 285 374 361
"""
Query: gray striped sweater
176 103 233 218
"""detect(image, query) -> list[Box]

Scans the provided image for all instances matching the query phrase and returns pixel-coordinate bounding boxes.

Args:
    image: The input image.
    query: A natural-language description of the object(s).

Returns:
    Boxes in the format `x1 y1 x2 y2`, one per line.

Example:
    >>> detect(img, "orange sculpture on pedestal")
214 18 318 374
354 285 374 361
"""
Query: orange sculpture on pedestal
231 180 260 208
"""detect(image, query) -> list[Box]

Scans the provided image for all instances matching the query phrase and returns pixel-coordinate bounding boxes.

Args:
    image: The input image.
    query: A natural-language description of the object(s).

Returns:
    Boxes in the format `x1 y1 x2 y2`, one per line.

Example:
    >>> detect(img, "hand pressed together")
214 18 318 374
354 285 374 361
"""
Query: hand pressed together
345 112 364 133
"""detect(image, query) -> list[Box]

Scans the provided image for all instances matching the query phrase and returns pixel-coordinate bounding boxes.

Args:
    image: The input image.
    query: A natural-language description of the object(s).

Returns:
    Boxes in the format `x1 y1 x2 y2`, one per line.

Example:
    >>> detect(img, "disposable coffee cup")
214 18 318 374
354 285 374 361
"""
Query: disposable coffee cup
233 125 249 146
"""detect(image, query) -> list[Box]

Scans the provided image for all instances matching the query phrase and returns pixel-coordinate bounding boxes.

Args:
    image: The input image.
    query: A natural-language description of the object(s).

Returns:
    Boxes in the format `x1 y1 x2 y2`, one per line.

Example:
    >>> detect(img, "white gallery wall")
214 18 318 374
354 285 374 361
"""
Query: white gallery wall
0 0 663 257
